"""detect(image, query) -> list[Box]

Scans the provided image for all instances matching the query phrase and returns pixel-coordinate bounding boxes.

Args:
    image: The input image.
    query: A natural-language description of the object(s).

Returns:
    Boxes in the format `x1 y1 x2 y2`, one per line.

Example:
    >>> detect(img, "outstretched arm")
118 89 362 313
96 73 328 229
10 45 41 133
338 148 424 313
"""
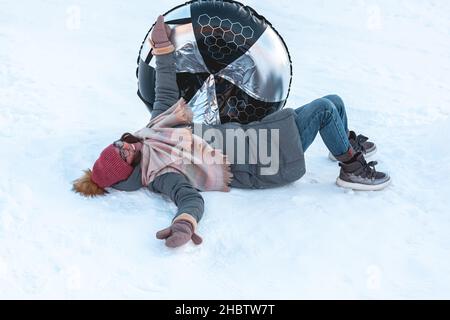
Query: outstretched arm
149 172 204 248
152 53 179 119
150 15 180 119
148 172 204 223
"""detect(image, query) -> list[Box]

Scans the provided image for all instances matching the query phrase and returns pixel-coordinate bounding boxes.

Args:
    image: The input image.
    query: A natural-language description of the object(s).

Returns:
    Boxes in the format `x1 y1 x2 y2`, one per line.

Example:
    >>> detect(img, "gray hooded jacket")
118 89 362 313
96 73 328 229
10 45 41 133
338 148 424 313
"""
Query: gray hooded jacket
112 53 305 222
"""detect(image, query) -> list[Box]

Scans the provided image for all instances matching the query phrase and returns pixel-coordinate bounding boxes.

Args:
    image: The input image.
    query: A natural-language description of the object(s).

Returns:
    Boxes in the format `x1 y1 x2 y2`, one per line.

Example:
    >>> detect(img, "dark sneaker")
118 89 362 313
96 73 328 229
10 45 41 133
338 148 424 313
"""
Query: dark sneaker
349 131 376 156
336 152 391 191
329 131 377 161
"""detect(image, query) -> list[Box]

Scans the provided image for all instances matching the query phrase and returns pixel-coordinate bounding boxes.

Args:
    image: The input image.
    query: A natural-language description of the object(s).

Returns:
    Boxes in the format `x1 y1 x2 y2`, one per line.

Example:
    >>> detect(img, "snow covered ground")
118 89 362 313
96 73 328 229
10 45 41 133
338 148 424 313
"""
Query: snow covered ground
1 0 450 299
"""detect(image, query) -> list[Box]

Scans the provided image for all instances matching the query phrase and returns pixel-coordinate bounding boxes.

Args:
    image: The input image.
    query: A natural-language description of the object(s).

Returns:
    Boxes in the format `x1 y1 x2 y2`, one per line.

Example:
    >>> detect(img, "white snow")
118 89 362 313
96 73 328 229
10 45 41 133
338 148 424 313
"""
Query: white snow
1 0 450 299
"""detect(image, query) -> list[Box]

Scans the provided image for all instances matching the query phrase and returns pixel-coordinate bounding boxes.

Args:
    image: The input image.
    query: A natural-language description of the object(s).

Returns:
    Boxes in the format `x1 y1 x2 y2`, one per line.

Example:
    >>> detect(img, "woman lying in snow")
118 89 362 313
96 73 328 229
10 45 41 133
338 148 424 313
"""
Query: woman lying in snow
73 16 390 248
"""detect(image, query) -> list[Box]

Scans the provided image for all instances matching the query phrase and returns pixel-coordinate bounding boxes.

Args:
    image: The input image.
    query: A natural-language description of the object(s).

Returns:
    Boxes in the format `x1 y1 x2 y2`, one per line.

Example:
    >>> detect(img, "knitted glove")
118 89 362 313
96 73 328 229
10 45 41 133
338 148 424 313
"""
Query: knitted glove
150 15 175 55
156 219 203 248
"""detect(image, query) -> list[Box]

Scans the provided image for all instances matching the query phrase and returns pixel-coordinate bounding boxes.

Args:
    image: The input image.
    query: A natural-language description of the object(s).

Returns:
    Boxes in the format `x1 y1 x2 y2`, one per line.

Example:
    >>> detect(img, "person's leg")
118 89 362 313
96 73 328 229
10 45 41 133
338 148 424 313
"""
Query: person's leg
294 96 390 190
322 94 349 134
323 95 378 158
294 98 352 159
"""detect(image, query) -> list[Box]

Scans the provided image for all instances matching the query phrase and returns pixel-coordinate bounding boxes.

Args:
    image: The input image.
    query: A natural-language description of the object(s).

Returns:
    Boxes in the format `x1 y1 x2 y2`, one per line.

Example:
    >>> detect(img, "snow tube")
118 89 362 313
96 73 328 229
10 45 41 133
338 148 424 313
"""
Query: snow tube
137 0 292 125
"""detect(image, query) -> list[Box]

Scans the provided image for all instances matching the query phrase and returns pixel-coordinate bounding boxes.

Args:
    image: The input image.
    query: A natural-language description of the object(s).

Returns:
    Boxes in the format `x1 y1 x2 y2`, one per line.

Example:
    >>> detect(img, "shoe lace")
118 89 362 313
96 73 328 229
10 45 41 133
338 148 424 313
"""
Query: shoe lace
363 160 379 179
352 134 369 152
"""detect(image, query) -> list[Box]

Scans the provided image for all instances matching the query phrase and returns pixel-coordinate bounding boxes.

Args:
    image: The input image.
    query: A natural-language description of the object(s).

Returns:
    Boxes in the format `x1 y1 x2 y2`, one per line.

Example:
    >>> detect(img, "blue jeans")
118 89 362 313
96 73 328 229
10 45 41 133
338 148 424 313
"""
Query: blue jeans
294 95 351 157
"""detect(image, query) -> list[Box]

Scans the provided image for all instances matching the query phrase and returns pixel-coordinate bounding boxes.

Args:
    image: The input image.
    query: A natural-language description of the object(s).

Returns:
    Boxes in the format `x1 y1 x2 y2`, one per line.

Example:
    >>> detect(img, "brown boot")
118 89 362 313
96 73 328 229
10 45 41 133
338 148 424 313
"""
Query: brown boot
149 15 175 55
336 152 391 191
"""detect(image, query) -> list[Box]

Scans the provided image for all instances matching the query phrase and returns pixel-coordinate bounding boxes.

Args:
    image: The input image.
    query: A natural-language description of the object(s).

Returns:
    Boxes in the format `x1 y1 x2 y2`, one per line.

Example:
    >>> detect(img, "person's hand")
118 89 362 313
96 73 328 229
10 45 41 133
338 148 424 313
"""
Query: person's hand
150 15 174 54
156 220 203 248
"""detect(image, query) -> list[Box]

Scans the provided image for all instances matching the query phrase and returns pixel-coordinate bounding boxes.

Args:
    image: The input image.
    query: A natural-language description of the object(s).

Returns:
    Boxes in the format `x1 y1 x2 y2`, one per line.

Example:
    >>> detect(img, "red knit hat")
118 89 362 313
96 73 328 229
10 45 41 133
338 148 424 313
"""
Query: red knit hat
91 144 134 188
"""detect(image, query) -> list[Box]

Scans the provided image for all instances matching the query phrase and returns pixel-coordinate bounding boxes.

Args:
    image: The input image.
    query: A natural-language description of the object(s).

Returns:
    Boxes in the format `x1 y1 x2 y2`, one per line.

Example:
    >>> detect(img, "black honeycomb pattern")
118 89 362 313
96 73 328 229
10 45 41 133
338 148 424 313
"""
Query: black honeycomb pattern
198 14 254 61
218 94 278 124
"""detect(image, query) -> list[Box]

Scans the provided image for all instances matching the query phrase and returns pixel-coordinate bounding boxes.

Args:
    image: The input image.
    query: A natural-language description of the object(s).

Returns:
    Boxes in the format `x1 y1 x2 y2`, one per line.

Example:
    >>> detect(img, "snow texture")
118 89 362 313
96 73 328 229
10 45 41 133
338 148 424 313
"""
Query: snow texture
0 0 449 299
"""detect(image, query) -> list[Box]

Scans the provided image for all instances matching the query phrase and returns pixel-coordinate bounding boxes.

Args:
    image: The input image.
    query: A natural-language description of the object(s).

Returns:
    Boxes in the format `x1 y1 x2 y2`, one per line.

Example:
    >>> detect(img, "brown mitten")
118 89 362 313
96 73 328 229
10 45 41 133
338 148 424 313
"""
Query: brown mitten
150 15 175 55
156 218 203 248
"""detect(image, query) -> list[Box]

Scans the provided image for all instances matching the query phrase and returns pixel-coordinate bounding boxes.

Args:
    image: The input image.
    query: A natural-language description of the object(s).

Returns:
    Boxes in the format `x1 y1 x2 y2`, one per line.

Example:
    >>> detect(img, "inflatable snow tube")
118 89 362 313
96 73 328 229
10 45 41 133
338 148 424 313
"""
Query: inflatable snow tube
137 0 292 125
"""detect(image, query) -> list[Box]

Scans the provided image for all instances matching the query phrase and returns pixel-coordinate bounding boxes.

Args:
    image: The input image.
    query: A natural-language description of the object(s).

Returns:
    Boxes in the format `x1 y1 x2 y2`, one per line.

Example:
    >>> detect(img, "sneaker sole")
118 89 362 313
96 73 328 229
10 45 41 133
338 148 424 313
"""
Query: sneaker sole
336 176 391 191
329 148 377 161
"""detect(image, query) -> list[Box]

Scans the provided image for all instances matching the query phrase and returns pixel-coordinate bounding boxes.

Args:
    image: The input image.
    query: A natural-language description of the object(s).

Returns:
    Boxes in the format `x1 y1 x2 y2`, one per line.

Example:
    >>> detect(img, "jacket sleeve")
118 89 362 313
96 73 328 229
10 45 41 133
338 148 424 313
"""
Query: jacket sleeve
148 172 204 223
151 53 180 119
